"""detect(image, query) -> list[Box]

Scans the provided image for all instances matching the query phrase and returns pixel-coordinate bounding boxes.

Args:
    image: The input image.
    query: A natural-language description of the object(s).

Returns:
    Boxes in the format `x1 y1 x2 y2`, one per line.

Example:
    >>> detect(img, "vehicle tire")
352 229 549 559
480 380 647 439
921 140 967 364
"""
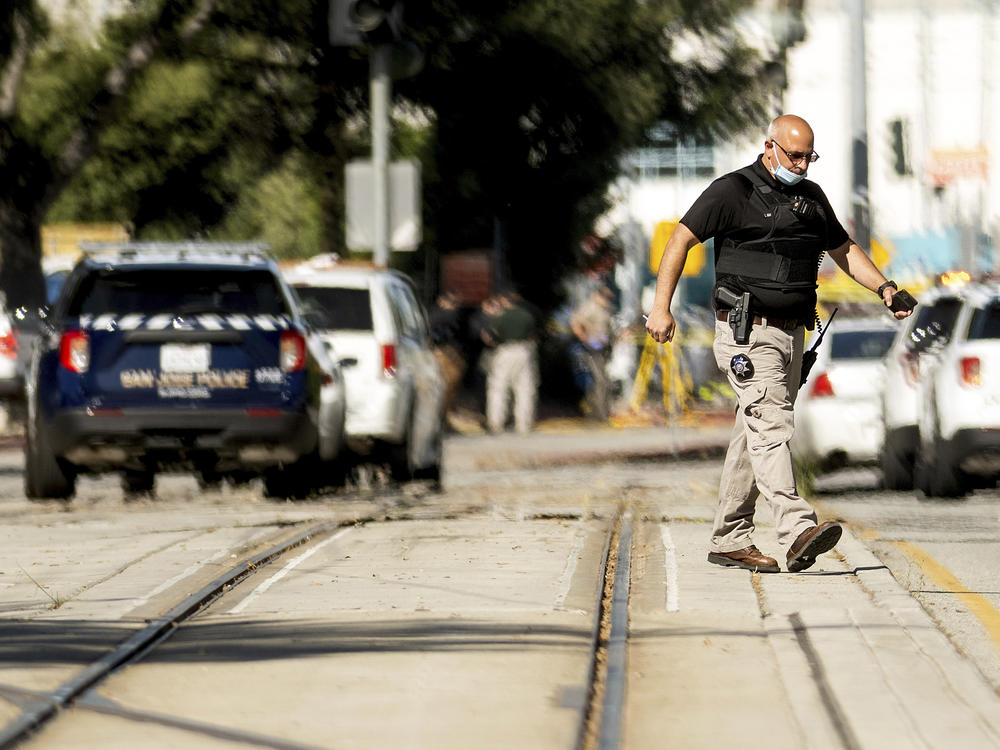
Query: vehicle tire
321 458 350 490
387 415 415 483
412 429 443 487
880 444 914 491
196 469 224 491
262 456 315 500
228 471 256 486
24 416 75 501
915 439 967 499
122 470 155 497
928 441 967 498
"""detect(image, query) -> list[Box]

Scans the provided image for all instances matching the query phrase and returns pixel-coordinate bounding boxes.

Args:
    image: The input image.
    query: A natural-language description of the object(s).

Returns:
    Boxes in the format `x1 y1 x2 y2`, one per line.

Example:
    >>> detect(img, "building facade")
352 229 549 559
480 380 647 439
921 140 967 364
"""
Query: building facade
613 0 999 307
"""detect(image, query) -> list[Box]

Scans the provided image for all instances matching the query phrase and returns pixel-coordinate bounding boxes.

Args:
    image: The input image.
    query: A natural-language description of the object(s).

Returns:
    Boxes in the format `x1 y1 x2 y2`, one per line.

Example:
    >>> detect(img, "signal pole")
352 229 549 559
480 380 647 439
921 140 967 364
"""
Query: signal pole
849 0 871 250
371 44 391 269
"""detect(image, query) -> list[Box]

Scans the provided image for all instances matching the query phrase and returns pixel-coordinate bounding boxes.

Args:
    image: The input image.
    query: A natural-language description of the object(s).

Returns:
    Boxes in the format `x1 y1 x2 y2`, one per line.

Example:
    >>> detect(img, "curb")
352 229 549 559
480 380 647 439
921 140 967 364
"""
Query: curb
0 434 23 450
444 441 728 473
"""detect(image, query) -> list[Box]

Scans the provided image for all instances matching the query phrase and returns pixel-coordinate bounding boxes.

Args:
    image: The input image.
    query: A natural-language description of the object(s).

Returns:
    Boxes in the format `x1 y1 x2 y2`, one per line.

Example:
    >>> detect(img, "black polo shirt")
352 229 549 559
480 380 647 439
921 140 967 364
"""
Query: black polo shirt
681 157 848 252
680 157 849 319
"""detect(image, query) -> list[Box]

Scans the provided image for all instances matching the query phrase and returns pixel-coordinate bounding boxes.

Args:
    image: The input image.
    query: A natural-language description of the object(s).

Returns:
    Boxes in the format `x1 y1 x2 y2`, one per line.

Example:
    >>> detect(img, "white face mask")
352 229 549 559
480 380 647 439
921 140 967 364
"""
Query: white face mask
770 160 806 186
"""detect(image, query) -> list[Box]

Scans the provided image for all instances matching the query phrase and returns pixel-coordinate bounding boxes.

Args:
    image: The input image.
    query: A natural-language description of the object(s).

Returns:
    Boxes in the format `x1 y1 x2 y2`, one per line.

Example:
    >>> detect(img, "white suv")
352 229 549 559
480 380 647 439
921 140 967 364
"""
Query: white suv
879 285 964 489
913 280 1000 497
792 314 898 470
284 256 444 483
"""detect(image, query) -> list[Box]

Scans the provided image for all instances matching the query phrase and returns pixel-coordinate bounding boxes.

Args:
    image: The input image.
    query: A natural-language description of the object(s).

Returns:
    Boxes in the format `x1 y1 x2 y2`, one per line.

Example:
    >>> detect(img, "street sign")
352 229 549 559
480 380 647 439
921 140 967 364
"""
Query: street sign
345 159 421 252
926 147 989 185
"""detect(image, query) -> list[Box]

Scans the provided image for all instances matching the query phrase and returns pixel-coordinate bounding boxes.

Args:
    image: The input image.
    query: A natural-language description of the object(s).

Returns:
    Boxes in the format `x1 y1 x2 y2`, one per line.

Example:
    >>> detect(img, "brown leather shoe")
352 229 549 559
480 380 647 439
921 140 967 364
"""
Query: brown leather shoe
707 545 779 573
786 521 843 572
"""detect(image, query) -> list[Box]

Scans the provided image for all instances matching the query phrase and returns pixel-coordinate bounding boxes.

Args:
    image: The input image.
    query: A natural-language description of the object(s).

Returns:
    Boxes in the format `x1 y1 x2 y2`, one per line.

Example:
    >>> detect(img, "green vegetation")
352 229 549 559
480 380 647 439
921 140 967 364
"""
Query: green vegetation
0 0 779 308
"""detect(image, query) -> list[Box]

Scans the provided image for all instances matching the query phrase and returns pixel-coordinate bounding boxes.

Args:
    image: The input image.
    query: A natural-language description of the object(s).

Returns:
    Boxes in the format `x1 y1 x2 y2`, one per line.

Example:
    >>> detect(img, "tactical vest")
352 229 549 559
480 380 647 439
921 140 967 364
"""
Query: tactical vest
714 165 828 319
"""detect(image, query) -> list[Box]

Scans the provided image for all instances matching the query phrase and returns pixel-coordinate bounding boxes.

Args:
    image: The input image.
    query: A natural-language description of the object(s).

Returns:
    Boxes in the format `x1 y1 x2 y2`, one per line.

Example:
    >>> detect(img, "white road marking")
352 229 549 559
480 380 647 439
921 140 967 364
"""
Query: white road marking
125 529 272 613
661 524 679 612
228 528 353 614
554 523 587 611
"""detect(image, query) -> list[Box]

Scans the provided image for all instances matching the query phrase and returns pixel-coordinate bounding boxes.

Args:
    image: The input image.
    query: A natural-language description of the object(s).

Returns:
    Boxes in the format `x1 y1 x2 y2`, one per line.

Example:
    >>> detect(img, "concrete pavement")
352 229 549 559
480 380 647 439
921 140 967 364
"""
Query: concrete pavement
6 409 1000 748
444 409 735 473
445 409 1000 748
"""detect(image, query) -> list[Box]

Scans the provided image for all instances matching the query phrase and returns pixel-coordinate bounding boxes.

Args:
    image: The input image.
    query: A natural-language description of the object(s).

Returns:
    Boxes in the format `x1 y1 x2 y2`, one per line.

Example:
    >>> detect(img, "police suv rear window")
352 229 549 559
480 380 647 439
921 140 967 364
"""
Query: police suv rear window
293 286 373 331
908 297 963 352
968 301 1000 340
67 269 288 316
830 330 895 360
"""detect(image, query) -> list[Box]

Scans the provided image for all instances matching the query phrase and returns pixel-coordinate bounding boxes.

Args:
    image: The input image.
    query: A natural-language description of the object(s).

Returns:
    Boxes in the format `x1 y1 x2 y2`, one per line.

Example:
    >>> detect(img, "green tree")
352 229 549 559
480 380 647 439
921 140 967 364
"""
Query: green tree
47 1 358 258
0 0 773 309
399 0 770 304
0 0 222 308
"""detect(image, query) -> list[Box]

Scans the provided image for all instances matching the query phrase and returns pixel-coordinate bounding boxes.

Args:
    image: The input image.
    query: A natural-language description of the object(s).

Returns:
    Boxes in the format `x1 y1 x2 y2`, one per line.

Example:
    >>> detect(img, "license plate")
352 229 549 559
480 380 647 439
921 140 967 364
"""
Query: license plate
160 343 210 373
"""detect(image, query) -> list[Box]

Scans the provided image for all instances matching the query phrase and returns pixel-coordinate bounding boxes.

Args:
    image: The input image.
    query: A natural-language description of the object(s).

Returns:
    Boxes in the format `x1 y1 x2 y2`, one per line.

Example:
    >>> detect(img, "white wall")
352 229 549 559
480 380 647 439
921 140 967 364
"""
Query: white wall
617 0 1000 276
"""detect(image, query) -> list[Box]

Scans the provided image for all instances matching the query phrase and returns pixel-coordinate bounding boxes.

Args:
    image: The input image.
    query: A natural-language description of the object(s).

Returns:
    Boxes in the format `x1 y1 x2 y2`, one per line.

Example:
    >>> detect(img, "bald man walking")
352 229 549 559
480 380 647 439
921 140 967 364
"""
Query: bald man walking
645 114 914 573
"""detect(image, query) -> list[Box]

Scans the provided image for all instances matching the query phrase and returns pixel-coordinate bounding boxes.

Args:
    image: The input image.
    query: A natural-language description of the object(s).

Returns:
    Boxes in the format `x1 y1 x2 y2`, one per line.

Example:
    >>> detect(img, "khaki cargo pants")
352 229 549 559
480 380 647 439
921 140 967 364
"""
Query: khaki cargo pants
487 340 538 434
710 318 817 554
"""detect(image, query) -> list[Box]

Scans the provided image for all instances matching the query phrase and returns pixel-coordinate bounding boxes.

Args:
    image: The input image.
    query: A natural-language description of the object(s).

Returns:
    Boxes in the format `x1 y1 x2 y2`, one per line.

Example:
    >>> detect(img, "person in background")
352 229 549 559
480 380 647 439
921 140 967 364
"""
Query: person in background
467 293 505 422
485 289 539 435
569 285 615 421
428 290 466 431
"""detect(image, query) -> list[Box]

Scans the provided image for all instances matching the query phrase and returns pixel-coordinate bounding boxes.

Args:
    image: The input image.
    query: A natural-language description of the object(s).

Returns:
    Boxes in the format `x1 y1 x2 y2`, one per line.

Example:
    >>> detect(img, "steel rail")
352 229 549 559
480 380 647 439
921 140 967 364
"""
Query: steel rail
0 518 353 749
576 507 633 750
598 510 633 750
574 512 616 750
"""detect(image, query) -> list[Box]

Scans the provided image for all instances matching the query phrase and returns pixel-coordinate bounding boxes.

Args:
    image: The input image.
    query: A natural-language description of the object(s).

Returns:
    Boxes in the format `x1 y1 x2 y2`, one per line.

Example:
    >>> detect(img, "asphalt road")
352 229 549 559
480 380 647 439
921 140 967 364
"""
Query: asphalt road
812 466 1000 693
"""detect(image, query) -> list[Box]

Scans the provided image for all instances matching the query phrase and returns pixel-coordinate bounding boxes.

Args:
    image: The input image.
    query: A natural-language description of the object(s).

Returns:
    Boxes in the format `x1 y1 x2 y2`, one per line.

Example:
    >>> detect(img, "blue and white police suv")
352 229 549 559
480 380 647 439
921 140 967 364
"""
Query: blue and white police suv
24 242 347 501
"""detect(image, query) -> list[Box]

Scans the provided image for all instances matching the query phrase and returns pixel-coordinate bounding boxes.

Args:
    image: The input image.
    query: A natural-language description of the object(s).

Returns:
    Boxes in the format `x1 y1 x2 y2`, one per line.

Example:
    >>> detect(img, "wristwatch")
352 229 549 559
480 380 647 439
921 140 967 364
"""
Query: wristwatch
876 280 898 298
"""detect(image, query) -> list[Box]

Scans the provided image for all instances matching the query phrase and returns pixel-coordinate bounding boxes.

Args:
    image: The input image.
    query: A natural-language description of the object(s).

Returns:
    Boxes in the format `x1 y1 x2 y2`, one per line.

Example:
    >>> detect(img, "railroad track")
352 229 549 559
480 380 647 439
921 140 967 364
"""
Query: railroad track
6 479 1000 750
0 520 351 749
0 504 636 750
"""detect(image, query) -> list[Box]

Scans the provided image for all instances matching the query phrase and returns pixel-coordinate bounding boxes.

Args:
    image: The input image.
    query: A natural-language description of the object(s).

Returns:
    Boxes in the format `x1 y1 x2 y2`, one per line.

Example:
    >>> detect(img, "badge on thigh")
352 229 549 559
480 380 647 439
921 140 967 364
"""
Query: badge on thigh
730 353 754 381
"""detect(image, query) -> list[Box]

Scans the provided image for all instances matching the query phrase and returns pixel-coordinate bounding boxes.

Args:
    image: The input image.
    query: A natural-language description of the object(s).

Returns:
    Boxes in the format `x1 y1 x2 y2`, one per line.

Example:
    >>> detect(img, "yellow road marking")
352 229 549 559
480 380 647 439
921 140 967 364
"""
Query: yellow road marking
888 538 1000 653
811 499 1000 653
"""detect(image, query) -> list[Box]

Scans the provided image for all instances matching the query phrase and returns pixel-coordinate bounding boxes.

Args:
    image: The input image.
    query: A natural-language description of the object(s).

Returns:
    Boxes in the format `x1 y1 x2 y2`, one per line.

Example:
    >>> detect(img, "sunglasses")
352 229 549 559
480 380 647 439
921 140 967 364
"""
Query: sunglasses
771 139 820 164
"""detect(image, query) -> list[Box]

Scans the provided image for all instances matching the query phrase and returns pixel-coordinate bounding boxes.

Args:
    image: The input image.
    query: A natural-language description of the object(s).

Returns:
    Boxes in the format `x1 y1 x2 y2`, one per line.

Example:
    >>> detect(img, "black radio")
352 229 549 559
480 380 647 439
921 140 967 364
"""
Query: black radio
789 196 819 221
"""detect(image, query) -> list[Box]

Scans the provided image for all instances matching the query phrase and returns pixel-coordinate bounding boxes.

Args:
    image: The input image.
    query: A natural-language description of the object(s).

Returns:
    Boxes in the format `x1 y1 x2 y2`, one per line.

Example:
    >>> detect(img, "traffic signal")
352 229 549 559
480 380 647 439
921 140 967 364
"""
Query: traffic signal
889 118 912 176
329 0 403 47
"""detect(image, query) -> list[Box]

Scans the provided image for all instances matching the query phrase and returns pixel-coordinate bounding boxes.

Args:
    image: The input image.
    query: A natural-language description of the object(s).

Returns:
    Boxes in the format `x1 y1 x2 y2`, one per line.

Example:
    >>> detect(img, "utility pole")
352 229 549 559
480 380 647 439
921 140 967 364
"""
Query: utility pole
849 0 871 251
371 44 391 269
330 1 406 268
977 0 994 272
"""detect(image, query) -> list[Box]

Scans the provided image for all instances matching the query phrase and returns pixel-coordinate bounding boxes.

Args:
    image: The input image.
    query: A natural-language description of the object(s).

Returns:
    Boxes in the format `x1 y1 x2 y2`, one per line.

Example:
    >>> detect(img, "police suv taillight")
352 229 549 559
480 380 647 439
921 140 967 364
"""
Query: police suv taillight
900 350 920 387
960 356 982 387
0 331 17 360
279 331 306 372
60 330 90 373
381 343 396 377
810 371 834 397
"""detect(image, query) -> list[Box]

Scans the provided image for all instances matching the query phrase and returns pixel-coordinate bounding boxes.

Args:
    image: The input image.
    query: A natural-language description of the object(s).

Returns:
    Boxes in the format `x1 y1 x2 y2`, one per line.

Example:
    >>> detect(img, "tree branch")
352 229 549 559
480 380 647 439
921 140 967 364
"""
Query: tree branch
52 0 219 191
0 12 32 119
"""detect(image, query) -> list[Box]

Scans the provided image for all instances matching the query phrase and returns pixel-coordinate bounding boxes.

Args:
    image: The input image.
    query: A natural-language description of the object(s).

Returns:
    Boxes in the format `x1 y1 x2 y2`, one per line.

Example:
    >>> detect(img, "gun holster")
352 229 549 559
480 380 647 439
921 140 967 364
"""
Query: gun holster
714 287 753 345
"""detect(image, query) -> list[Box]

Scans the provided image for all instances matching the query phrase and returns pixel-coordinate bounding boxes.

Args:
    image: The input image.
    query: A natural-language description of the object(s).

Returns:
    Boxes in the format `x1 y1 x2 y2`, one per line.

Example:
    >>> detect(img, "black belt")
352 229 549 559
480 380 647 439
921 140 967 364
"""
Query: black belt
716 309 802 331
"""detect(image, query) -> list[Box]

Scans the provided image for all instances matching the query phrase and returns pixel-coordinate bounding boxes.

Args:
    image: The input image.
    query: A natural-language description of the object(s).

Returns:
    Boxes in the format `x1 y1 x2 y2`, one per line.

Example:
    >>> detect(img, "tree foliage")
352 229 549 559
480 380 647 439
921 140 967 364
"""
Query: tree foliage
0 0 773 309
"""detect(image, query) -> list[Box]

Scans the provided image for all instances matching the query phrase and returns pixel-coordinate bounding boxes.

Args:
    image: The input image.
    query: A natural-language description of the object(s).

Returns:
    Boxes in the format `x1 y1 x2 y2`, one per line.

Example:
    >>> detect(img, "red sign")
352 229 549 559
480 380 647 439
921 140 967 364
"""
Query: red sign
440 250 493 306
925 148 989 185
